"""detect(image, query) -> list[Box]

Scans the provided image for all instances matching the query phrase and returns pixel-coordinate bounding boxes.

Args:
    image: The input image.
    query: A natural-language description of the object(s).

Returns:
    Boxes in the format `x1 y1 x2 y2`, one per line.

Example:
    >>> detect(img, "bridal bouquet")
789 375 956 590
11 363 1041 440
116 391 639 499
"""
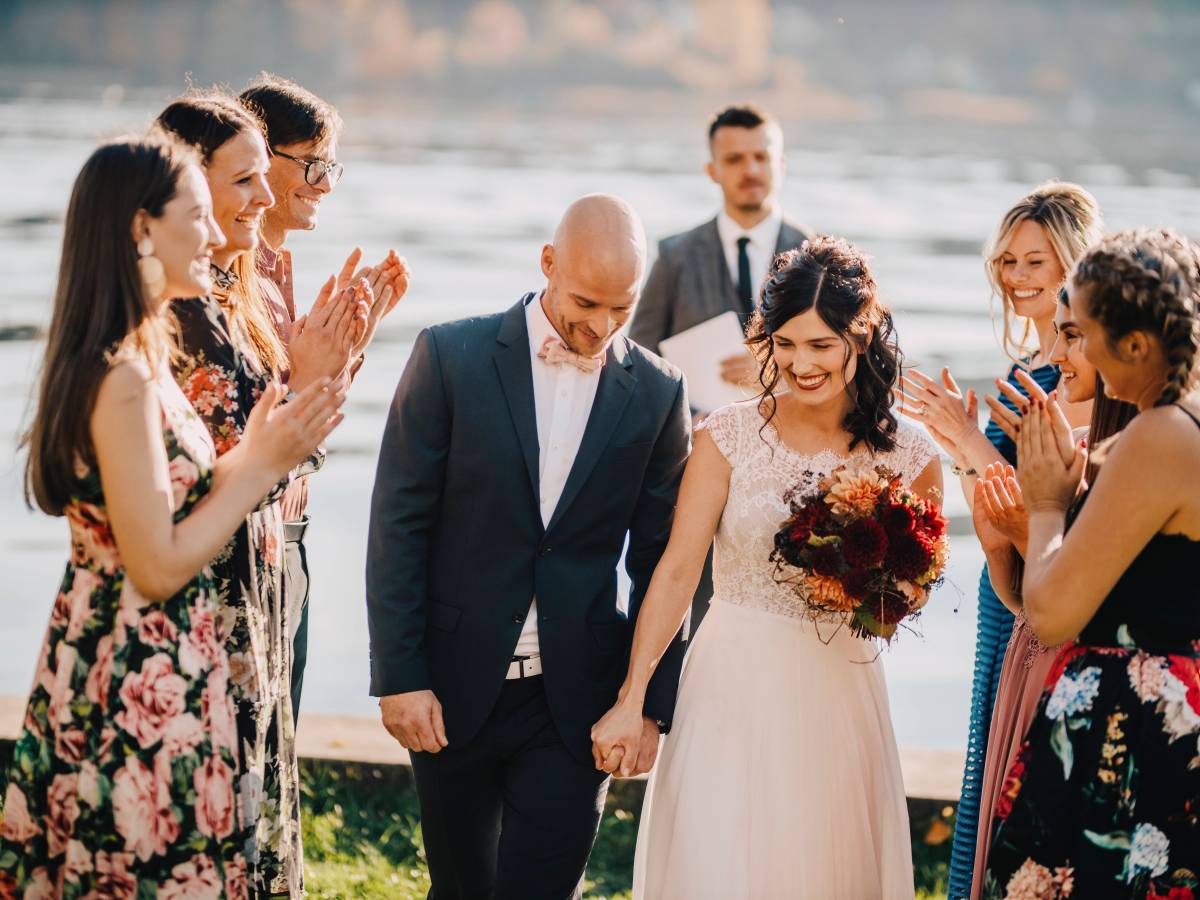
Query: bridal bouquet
770 457 948 642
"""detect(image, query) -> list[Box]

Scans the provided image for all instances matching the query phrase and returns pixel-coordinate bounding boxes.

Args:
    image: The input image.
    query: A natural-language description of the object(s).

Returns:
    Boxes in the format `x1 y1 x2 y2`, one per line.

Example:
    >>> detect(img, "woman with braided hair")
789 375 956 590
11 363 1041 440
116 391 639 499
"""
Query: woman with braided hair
983 228 1200 898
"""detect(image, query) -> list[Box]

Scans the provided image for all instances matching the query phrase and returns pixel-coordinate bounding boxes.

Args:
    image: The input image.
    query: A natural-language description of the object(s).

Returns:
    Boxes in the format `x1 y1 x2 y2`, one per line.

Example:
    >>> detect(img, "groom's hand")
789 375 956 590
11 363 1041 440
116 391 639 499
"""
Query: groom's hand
380 690 449 754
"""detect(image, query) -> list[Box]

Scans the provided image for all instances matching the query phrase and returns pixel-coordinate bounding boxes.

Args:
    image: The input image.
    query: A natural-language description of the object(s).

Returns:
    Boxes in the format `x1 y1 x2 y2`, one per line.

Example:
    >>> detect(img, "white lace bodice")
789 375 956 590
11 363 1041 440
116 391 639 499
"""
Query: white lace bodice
700 402 939 620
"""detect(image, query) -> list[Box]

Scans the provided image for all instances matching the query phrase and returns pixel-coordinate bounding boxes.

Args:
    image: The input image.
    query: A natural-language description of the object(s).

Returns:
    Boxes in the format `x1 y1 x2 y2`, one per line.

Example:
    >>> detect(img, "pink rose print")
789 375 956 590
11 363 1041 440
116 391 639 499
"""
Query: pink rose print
167 455 200 509
201 668 238 753
88 850 138 899
179 600 222 678
193 755 236 839
138 609 179 648
54 727 88 765
46 642 77 728
78 761 101 809
64 839 94 882
224 853 249 900
157 853 223 900
84 634 113 712
21 868 55 900
66 502 121 574
46 772 81 857
161 713 204 757
112 756 180 862
0 782 43 843
64 568 104 641
115 653 188 748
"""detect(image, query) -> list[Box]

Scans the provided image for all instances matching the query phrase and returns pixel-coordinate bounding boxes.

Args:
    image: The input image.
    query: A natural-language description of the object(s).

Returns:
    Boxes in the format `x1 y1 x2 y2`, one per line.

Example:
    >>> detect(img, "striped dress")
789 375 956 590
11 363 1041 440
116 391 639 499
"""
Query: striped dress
946 360 1060 900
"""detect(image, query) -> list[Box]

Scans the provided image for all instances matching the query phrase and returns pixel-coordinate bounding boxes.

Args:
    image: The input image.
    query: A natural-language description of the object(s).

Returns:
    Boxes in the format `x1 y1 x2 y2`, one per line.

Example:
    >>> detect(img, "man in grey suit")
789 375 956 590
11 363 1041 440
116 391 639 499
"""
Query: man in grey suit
367 195 690 899
629 104 813 630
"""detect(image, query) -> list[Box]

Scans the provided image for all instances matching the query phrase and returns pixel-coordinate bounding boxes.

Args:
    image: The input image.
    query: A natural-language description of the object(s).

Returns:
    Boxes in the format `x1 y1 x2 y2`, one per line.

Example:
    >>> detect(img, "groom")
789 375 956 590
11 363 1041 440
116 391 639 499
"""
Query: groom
366 194 691 898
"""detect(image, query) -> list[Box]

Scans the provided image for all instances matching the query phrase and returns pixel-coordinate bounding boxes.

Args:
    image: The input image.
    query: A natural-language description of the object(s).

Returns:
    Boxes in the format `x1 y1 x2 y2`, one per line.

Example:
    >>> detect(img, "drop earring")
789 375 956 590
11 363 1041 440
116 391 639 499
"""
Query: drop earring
137 236 166 299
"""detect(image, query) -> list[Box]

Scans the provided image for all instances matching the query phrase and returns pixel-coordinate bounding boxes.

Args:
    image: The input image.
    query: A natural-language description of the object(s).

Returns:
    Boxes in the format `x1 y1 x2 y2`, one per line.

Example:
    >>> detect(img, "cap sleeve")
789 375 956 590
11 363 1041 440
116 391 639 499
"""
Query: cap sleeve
888 422 940 484
697 403 748 467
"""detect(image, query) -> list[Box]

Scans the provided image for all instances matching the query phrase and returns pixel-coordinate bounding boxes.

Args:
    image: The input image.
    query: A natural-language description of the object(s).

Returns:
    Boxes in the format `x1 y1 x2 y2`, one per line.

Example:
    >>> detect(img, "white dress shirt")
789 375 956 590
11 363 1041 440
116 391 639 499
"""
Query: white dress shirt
515 295 604 656
716 206 783 302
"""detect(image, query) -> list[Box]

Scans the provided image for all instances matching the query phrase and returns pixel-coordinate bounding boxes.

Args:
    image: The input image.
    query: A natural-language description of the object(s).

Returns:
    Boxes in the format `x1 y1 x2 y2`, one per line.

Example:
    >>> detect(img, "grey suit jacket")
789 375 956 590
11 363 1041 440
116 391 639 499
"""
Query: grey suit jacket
628 216 814 355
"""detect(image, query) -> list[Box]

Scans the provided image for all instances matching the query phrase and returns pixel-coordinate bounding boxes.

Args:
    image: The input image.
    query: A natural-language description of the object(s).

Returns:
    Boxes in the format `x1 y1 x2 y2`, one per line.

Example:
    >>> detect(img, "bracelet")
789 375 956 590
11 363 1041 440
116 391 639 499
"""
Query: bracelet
950 462 977 477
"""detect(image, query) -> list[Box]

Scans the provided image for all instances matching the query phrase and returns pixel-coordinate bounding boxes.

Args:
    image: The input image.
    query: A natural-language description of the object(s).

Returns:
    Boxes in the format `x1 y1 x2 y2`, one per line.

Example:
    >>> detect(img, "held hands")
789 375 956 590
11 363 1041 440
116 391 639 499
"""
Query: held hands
1016 395 1086 512
898 367 978 461
241 378 346 479
380 690 449 754
590 700 661 778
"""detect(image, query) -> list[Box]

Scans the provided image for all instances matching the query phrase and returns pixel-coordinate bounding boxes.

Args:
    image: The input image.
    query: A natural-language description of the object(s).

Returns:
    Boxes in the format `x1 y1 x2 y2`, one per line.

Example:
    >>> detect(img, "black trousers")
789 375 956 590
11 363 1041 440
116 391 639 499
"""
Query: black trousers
409 676 610 900
283 518 310 723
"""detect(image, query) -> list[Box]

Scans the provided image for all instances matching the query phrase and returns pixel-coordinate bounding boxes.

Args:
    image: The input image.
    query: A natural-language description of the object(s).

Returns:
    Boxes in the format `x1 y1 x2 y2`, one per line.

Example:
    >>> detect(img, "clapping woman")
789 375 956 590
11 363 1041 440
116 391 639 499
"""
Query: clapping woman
0 134 342 896
898 182 1101 897
984 227 1200 897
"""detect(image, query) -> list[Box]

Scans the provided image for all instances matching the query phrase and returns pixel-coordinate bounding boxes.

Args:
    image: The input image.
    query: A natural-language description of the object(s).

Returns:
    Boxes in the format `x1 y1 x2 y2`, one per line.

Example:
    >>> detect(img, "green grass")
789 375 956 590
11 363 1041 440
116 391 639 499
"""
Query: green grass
300 759 953 900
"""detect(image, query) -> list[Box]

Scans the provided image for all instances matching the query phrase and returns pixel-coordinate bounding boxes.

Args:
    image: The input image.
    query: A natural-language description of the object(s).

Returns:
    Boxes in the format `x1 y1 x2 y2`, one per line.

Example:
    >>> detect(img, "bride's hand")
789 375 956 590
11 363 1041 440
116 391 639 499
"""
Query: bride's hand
590 699 648 777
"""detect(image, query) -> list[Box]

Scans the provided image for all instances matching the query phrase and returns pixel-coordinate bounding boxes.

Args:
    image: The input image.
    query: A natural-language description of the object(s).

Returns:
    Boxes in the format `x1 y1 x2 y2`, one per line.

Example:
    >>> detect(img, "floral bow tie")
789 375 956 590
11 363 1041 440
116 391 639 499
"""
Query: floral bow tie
538 335 603 373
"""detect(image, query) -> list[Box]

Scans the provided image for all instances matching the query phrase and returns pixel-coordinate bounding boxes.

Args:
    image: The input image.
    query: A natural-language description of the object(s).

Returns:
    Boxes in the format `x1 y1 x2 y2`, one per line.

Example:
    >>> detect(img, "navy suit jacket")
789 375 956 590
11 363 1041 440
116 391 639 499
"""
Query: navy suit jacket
366 295 691 762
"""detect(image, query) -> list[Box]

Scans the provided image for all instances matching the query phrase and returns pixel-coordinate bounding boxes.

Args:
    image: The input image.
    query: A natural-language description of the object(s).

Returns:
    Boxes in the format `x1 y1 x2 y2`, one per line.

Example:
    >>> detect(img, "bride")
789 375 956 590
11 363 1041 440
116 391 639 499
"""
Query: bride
591 236 942 898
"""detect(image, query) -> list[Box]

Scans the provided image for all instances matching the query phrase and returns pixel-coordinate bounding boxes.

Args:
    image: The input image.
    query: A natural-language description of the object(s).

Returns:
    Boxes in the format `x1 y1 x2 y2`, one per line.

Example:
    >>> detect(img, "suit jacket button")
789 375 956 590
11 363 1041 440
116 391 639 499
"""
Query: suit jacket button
538 545 551 557
513 613 526 624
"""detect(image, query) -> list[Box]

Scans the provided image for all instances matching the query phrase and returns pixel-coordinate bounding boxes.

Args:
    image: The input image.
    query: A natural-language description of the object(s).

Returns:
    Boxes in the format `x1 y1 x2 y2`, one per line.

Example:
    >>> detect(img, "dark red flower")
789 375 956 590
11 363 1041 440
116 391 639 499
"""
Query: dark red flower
809 542 843 577
1044 643 1086 691
842 518 889 568
879 502 916 538
918 507 947 540
885 531 934 582
995 755 1025 822
842 567 874 600
872 591 912 625
786 502 824 545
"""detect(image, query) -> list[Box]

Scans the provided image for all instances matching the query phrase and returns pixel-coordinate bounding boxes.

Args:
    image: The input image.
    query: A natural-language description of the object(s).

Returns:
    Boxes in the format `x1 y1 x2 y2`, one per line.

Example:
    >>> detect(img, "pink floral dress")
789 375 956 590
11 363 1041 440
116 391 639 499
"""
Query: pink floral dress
0 369 249 898
171 295 303 897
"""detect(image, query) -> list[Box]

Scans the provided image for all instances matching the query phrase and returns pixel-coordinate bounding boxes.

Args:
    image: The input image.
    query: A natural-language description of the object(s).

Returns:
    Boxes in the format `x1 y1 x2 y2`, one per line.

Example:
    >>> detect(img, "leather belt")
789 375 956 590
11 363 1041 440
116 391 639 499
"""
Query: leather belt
506 655 543 680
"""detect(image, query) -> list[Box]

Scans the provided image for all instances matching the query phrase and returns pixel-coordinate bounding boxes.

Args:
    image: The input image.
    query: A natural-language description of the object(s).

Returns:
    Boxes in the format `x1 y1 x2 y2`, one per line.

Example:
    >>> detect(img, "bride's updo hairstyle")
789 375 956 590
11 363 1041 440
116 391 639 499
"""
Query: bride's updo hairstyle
746 235 901 452
1071 227 1200 407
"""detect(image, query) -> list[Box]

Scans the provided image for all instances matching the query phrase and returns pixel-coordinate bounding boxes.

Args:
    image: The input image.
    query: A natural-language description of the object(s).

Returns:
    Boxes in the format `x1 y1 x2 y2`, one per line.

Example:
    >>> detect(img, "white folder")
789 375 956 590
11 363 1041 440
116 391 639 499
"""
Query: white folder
658 311 758 414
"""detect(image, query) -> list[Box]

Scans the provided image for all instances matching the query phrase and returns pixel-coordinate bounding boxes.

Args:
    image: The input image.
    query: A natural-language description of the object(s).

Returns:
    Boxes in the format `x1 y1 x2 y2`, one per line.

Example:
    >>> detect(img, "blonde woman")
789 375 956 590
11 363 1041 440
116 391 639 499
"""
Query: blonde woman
897 182 1102 899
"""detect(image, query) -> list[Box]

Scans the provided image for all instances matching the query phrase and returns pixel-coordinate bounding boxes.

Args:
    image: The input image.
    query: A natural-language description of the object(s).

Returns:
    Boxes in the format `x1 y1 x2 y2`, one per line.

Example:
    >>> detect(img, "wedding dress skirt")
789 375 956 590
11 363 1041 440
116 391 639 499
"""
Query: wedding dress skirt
632 403 935 899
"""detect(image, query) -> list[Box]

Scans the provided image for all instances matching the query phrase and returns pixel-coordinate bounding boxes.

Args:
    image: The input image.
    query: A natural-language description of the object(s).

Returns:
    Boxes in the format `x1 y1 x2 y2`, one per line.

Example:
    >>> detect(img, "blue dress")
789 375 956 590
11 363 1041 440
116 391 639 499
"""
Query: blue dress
946 361 1059 899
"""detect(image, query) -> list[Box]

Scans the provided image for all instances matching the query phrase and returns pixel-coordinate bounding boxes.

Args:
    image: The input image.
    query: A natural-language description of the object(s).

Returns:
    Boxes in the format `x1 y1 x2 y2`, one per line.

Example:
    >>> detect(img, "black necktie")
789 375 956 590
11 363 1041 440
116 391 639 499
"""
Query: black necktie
736 236 753 320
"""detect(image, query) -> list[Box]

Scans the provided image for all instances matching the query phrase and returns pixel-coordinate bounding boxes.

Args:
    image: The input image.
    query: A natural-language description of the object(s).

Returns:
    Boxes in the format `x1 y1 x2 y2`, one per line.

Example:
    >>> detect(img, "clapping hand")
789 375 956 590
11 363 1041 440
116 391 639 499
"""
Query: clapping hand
984 368 1051 443
898 367 979 460
241 377 346 478
590 701 661 778
348 250 410 360
1016 396 1086 512
289 275 371 392
976 462 1029 555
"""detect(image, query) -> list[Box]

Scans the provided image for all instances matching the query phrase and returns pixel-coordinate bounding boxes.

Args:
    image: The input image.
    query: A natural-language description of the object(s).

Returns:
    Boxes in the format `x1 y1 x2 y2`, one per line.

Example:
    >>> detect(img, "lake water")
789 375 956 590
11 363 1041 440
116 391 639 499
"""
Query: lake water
2 95 1198 751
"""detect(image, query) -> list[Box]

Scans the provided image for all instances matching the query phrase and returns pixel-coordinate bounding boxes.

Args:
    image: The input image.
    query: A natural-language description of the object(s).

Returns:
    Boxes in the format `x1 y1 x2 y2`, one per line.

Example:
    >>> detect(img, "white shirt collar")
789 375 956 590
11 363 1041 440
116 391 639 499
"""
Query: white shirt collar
716 206 784 253
525 292 558 353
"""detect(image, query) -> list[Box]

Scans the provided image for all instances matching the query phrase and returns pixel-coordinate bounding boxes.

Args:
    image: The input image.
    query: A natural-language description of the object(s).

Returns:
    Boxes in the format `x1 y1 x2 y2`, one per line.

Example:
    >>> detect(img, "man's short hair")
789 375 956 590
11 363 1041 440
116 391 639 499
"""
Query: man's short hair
239 73 342 151
707 104 777 143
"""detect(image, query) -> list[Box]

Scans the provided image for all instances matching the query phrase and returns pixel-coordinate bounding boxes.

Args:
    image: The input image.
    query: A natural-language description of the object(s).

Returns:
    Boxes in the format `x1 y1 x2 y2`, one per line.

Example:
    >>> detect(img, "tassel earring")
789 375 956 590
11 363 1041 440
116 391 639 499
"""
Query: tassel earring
137 236 166 299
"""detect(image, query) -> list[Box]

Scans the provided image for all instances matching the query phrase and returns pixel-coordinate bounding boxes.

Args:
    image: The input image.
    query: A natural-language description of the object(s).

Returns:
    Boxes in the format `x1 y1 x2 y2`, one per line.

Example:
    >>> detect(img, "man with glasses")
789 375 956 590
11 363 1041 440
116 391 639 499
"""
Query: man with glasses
240 74 408 724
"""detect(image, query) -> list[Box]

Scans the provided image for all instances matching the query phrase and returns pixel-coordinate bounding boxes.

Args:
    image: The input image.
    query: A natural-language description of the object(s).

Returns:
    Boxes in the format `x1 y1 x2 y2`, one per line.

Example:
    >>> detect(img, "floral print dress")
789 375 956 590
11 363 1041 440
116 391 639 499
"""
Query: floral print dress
172 296 303 897
983 481 1200 898
0 368 250 898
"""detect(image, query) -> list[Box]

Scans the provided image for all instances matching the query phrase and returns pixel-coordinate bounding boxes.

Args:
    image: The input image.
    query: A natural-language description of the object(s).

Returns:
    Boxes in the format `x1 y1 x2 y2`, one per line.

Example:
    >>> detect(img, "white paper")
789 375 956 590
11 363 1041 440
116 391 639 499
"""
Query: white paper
658 311 758 413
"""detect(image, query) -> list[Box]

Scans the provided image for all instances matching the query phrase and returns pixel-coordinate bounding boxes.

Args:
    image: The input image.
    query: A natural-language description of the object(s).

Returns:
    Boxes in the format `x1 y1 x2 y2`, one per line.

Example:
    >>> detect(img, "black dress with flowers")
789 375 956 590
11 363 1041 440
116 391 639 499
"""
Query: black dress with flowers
171 296 303 897
0 367 250 898
983 473 1200 896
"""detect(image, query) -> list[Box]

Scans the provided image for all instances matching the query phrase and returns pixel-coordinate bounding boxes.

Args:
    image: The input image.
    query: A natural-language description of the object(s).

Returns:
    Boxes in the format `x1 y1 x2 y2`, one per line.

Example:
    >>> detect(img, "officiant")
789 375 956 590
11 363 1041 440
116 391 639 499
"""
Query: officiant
628 103 812 630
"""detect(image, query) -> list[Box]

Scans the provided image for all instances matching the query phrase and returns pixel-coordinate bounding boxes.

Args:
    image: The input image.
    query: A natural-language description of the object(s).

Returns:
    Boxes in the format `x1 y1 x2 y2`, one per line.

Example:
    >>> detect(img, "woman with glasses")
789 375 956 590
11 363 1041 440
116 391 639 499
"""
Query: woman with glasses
239 73 408 726
156 89 366 897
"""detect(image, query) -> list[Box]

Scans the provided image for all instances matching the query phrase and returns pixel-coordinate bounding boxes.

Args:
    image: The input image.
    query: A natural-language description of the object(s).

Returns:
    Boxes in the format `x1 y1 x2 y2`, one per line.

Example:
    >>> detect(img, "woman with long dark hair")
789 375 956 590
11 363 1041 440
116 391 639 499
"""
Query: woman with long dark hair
966 287 1138 895
156 89 364 895
984 229 1200 895
0 133 342 895
592 236 942 897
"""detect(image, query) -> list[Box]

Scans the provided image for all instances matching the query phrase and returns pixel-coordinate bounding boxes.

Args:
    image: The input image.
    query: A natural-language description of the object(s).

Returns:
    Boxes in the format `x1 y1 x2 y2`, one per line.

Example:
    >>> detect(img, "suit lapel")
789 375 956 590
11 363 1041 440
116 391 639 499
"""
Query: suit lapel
545 336 636 535
695 218 739 319
493 296 541 507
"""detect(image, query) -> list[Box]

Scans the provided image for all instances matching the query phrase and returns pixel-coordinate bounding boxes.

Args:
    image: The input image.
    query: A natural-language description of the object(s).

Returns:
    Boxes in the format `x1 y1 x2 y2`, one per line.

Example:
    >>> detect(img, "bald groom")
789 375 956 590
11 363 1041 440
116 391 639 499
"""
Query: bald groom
366 195 691 898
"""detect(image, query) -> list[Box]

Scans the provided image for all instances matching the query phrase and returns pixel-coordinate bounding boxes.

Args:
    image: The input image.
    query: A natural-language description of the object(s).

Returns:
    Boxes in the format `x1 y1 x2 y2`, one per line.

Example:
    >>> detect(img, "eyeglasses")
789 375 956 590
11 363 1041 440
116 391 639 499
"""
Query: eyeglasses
271 148 344 187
